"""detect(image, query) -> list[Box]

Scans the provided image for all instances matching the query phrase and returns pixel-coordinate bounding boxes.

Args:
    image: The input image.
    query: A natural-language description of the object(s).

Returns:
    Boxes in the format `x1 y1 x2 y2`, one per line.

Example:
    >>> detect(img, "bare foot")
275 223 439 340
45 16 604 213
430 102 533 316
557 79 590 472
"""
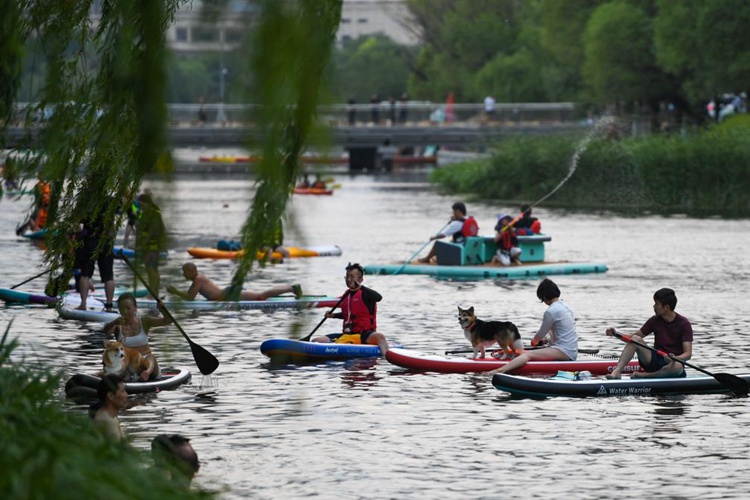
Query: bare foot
75 305 87 311
605 372 621 380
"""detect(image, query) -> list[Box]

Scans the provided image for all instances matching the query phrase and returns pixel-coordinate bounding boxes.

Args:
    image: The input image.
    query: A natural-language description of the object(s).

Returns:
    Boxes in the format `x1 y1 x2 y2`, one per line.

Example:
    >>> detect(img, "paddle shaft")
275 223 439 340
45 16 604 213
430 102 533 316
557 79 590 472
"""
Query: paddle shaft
300 290 350 342
11 268 50 289
444 347 600 355
393 221 451 275
613 331 748 396
119 253 219 375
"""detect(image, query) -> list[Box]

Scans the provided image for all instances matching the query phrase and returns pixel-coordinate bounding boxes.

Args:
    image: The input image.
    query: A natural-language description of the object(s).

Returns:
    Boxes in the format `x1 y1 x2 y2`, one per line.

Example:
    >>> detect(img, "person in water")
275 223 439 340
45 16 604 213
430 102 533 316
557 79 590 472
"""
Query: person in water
151 434 201 487
493 279 578 374
312 262 389 357
90 374 128 442
103 293 172 380
605 288 692 379
167 262 303 301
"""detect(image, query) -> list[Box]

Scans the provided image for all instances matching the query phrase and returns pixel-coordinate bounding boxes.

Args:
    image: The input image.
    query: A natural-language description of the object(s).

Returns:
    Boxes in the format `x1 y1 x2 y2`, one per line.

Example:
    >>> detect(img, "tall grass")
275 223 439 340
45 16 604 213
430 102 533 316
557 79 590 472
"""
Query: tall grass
433 116 750 216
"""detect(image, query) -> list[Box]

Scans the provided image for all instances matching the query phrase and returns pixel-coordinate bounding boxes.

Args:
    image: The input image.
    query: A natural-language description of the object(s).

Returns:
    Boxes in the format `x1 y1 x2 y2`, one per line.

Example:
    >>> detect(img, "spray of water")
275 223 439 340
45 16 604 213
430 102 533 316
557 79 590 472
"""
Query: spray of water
528 115 616 210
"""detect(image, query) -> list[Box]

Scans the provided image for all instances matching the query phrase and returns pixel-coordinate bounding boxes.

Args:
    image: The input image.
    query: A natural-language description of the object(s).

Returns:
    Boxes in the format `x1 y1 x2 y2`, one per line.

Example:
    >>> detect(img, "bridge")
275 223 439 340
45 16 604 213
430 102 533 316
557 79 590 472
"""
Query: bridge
4 102 589 169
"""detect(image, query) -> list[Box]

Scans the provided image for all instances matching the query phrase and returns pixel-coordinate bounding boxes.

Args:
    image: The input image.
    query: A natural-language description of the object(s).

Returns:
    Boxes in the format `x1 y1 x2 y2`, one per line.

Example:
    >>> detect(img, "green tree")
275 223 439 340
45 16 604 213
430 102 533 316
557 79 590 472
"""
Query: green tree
582 1 671 115
329 34 415 103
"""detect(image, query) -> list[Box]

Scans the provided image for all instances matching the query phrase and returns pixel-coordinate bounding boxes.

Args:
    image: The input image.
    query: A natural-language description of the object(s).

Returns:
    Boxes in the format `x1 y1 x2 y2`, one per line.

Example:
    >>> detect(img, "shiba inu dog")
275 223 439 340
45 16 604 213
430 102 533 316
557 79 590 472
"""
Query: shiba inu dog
102 340 151 382
457 306 522 359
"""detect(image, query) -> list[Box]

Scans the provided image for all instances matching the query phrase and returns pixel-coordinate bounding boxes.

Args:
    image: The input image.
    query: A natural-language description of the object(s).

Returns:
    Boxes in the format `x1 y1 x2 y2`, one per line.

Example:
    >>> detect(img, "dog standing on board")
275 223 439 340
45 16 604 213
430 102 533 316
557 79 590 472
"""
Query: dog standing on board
101 339 152 382
458 306 523 359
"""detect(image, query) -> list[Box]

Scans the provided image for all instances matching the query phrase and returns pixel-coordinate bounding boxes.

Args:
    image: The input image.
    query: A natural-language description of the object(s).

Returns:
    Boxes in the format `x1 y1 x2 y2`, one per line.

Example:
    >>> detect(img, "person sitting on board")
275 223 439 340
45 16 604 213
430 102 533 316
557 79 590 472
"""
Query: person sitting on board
297 174 311 189
103 292 172 380
491 214 522 266
89 374 128 442
17 173 51 235
311 175 327 189
417 201 479 264
605 288 692 379
167 262 303 301
514 204 541 235
312 262 389 357
493 279 578 373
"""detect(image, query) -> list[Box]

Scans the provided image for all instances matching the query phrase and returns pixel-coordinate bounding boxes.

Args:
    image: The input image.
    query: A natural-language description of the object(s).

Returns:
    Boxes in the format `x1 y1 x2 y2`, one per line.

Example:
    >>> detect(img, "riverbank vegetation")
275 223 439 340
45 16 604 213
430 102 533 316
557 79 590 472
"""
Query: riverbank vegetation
0 328 213 499
433 115 750 216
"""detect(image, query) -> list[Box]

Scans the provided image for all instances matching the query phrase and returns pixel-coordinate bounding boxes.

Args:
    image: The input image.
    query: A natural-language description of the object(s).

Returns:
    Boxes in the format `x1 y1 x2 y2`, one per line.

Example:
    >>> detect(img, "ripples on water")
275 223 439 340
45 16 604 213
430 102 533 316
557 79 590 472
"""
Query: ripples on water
2 167 750 499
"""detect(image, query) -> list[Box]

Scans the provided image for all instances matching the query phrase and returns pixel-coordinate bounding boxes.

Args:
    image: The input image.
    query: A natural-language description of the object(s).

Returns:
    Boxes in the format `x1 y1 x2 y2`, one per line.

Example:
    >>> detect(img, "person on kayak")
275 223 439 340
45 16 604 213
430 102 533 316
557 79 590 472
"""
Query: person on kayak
167 262 303 301
605 288 693 379
493 279 578 374
312 262 389 357
417 201 479 264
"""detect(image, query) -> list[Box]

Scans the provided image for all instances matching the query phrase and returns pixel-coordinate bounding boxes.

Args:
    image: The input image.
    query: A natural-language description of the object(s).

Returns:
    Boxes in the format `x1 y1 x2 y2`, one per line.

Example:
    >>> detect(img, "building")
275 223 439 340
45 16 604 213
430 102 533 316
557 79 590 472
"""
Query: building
163 0 418 53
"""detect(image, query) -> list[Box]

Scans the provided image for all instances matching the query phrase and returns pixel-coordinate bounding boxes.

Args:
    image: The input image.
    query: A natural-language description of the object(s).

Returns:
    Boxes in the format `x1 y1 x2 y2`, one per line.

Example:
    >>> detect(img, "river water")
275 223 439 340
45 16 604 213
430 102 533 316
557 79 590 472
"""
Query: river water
3 162 750 499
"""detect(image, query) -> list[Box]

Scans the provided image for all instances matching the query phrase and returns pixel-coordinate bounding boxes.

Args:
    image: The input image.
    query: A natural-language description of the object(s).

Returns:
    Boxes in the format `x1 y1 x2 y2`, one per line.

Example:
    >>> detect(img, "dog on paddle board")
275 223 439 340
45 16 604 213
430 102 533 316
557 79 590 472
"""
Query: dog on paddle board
457 306 522 359
102 340 152 382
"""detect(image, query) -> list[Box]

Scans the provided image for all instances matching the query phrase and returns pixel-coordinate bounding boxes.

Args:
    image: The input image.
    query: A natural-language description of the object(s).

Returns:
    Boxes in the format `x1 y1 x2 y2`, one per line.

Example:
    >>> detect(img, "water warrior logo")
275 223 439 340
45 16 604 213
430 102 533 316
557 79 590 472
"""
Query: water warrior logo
597 385 652 396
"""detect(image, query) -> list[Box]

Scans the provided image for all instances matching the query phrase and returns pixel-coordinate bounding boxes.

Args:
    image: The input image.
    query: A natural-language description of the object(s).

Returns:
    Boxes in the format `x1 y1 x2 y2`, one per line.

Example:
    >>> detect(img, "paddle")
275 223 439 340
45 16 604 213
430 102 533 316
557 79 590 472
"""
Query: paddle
299 290 350 342
444 347 600 355
612 331 748 397
392 222 451 275
10 268 50 290
119 252 219 376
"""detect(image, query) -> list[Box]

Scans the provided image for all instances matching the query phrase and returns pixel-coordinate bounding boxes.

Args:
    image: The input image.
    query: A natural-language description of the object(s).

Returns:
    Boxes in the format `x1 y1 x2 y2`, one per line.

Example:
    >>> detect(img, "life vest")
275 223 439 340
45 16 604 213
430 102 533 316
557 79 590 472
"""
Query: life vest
530 220 541 233
498 230 515 251
341 288 376 334
39 182 51 205
460 216 479 237
35 207 48 228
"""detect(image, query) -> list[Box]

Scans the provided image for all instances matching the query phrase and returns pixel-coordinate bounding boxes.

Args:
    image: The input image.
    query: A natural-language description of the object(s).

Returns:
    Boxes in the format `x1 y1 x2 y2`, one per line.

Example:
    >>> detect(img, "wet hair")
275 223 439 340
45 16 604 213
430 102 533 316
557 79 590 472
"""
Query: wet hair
521 204 532 216
451 202 467 215
536 278 560 302
653 288 677 310
89 374 124 417
346 262 365 277
117 292 136 308
152 434 200 478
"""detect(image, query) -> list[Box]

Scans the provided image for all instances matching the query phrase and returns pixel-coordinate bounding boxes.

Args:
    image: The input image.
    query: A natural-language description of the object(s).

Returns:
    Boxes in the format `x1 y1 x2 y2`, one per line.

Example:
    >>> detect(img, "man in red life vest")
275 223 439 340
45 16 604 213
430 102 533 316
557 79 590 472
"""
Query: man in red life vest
417 202 479 264
312 263 389 357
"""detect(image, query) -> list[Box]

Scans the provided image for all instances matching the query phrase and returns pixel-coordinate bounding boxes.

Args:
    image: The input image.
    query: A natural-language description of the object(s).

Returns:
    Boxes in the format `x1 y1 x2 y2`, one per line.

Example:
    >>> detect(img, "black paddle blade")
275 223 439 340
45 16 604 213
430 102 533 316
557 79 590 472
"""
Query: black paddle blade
714 373 749 397
190 341 220 375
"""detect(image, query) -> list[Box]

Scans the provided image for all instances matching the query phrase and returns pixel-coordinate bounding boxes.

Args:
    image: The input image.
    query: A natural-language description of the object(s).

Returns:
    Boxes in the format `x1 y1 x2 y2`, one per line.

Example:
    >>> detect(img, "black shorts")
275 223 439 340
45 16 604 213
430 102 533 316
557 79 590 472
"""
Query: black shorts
76 239 114 282
640 353 686 377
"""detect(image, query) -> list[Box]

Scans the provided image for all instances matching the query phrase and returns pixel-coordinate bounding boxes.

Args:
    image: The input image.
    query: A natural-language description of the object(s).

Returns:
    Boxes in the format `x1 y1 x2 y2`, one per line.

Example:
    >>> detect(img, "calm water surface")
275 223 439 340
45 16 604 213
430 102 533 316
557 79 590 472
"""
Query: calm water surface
2 166 750 499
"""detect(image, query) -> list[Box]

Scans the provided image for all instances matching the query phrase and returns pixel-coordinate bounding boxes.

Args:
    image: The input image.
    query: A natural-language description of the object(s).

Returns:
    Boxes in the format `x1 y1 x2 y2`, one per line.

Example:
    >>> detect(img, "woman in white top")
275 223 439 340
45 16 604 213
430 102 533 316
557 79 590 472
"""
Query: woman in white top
494 279 578 374
103 292 172 380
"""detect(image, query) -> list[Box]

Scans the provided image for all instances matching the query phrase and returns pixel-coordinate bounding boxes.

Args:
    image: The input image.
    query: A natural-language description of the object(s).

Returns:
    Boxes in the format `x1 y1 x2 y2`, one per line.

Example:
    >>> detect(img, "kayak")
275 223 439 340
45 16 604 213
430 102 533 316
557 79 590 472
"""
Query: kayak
187 245 342 260
385 347 641 375
293 187 333 196
57 293 343 322
365 261 608 280
64 367 192 402
0 287 148 305
491 372 750 398
260 338 384 364
19 228 47 240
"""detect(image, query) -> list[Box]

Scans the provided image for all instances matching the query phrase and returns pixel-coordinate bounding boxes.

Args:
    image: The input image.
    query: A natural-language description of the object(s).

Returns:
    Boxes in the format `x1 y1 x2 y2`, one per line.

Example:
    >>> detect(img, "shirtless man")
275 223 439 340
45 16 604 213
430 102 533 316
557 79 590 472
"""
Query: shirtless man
166 262 303 301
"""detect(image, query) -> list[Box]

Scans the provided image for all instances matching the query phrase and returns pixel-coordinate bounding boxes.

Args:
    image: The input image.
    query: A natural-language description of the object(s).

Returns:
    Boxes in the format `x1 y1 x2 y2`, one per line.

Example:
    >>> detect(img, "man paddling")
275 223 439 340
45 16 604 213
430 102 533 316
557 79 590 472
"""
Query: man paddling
605 288 693 379
167 262 303 301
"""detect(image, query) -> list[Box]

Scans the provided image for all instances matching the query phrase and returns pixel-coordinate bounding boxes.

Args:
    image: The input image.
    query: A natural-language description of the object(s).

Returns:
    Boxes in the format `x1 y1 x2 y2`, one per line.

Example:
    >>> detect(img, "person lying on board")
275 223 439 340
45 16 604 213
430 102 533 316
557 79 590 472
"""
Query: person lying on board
605 288 692 379
167 262 303 301
493 279 578 374
312 262 389 358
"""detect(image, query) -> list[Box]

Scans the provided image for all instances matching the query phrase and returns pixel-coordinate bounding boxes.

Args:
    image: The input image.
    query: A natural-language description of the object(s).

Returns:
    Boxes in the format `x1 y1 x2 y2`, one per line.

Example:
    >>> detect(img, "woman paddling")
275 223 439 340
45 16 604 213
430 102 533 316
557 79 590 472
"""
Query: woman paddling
103 292 172 380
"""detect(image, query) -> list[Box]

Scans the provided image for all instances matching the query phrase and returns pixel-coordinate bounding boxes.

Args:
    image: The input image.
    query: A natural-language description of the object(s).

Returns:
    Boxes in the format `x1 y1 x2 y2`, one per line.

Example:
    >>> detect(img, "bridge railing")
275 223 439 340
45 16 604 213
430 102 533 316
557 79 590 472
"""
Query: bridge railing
10 101 580 128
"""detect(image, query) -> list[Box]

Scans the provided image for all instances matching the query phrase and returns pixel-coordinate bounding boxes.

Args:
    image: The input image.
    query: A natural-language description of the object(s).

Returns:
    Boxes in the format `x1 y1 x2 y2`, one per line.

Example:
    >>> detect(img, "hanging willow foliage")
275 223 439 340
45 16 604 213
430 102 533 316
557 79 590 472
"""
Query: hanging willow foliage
233 0 342 286
0 0 340 294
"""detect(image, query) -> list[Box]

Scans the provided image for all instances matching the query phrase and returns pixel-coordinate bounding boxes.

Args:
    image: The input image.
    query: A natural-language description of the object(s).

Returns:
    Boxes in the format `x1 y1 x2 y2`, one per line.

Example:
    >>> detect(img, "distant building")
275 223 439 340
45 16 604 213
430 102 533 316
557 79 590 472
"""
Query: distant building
160 0 418 53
